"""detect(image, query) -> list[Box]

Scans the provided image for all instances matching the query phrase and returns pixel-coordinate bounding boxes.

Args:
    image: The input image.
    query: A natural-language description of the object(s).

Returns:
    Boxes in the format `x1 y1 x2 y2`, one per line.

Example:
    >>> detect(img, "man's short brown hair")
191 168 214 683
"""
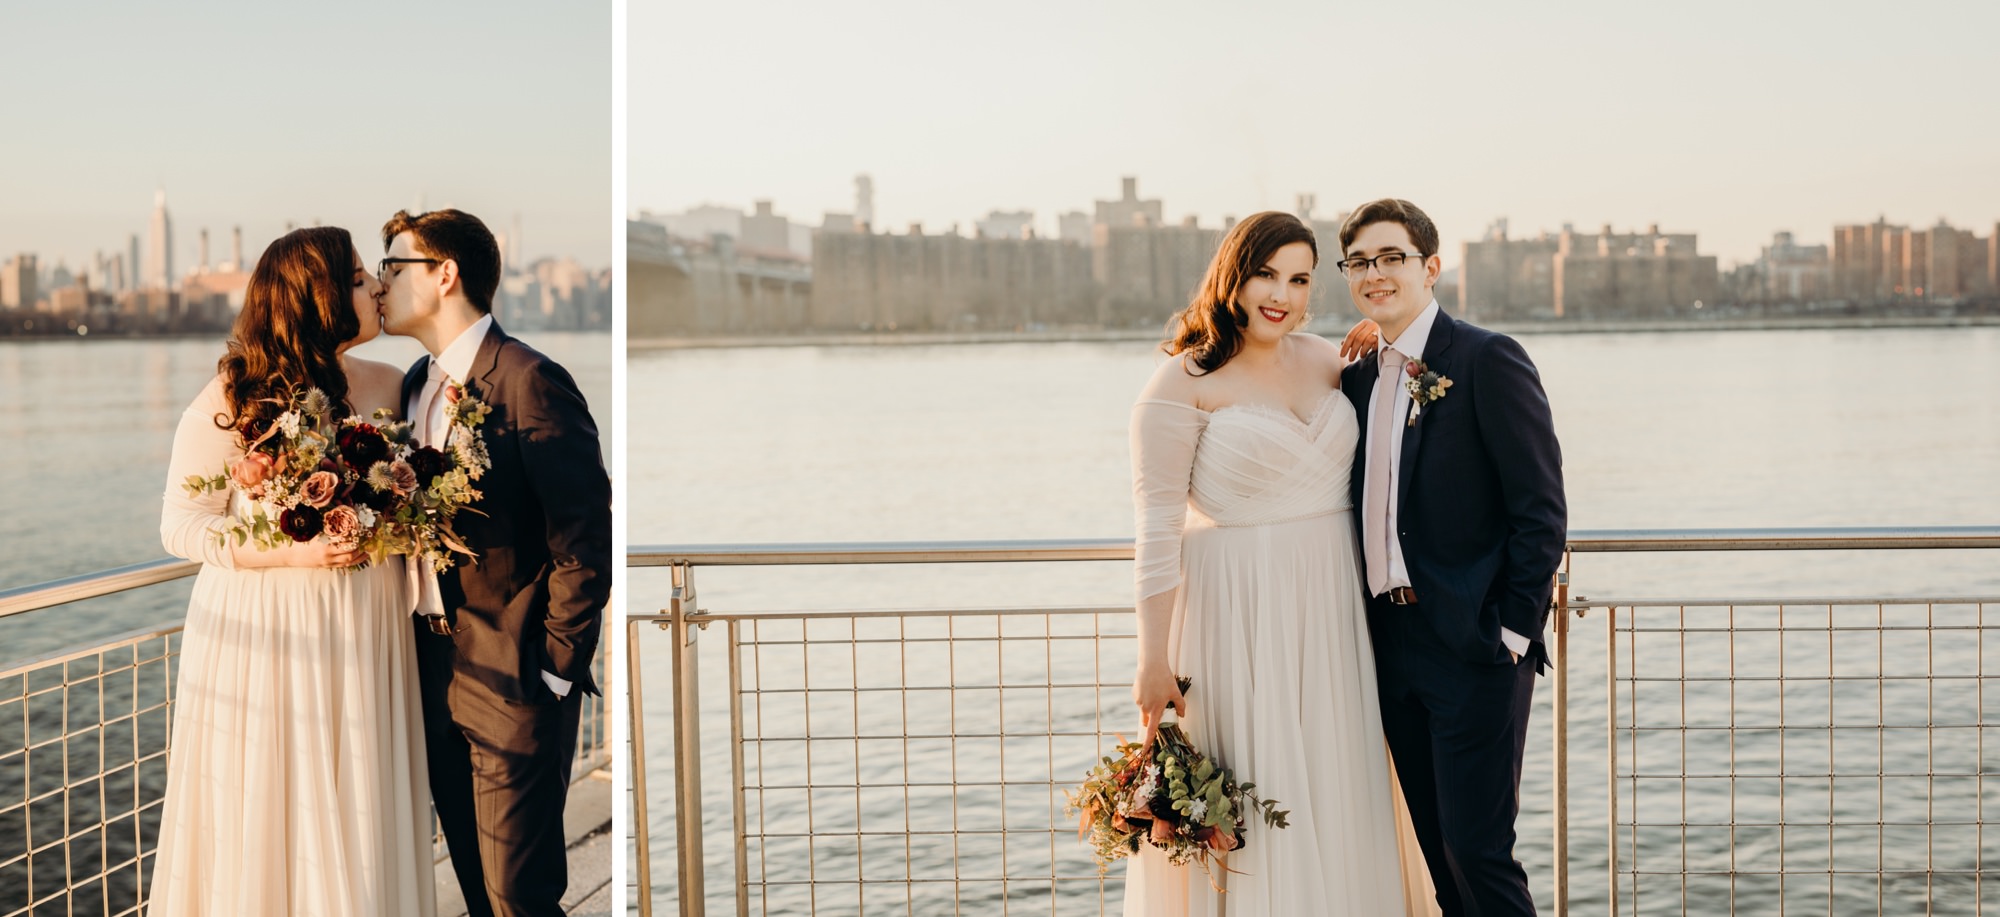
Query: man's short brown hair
1338 199 1440 258
382 209 502 314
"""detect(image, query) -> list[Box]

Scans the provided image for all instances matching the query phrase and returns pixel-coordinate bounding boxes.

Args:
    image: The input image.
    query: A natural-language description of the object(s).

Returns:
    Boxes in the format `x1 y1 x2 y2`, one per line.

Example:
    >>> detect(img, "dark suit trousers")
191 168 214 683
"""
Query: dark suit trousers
418 621 583 917
1370 597 1538 917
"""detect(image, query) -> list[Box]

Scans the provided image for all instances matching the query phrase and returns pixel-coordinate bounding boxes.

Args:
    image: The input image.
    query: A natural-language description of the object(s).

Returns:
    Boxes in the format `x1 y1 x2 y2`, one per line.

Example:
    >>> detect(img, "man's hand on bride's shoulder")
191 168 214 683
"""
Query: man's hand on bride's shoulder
1337 318 1380 362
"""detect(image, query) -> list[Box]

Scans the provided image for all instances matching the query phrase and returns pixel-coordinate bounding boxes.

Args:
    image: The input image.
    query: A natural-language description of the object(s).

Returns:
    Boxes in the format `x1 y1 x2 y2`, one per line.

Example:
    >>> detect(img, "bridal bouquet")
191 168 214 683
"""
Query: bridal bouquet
1065 678 1289 883
181 386 491 571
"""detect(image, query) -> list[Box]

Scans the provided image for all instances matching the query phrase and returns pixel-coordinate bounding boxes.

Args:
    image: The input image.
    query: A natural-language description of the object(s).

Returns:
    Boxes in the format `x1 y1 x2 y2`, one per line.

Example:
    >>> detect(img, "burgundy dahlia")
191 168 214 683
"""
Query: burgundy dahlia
407 446 450 486
338 423 390 468
278 505 324 542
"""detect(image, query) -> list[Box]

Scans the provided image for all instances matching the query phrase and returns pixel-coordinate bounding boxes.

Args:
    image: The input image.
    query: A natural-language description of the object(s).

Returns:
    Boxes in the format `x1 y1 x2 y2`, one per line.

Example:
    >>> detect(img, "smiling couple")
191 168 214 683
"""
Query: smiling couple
1127 199 1567 916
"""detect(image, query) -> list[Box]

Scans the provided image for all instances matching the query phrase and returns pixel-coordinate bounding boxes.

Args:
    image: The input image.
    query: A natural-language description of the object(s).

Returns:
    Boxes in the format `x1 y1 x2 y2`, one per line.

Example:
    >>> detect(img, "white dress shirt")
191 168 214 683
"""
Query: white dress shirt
1366 300 1530 659
408 316 574 698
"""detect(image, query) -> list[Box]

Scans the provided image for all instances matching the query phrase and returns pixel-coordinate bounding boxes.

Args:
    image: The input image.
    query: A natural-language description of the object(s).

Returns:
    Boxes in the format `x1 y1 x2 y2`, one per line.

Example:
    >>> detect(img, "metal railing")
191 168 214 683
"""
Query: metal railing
0 558 611 917
633 526 2000 917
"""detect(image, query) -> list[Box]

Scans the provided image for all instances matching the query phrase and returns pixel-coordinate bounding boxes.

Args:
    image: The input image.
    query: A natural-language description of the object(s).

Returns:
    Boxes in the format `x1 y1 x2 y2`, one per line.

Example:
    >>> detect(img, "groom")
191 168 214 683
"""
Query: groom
1337 199 1566 916
377 208 613 917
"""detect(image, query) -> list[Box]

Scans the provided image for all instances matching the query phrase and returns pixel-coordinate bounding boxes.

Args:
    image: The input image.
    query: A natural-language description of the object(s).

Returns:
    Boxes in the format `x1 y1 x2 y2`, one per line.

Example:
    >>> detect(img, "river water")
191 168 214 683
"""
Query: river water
0 331 612 659
630 327 2000 915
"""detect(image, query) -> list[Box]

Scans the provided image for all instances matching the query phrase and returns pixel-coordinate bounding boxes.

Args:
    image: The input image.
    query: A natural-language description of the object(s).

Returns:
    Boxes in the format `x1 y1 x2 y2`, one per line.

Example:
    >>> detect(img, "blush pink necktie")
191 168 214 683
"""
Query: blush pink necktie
411 360 449 621
1363 348 1406 596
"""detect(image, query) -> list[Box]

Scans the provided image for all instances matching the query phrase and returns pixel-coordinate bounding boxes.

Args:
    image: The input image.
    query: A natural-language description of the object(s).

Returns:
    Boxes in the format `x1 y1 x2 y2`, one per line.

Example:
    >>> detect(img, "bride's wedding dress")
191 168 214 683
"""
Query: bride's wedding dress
1124 388 1434 916
147 378 436 916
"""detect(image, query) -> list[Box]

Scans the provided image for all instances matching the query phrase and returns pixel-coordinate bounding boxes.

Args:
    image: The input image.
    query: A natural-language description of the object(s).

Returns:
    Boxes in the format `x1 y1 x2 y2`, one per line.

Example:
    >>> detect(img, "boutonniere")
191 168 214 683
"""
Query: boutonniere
1402 359 1453 427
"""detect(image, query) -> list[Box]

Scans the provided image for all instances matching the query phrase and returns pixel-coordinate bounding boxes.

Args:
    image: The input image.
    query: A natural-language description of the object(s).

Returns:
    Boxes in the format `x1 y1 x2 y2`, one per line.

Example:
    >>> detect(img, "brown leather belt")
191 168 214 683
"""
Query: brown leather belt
1386 586 1419 605
419 614 453 636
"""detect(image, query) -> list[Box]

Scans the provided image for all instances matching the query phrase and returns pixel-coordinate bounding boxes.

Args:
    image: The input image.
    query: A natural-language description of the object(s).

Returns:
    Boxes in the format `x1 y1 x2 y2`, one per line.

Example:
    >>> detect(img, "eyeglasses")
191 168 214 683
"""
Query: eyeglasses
377 257 440 281
1335 251 1429 278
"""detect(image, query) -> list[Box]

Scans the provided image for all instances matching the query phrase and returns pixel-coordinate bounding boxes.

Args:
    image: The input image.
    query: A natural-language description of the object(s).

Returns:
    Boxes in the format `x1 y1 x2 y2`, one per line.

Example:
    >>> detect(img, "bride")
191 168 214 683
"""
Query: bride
150 227 436 915
1124 211 1434 915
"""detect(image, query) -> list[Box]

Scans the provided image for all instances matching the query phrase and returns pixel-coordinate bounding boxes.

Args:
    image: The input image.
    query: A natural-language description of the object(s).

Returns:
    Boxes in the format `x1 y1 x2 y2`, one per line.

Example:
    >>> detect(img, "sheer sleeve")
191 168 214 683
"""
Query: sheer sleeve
1130 398 1207 603
160 377 242 569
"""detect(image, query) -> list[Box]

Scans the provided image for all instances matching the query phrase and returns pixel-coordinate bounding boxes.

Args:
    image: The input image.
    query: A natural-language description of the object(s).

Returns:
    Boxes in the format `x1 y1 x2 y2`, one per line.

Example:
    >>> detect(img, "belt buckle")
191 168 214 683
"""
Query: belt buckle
424 615 453 636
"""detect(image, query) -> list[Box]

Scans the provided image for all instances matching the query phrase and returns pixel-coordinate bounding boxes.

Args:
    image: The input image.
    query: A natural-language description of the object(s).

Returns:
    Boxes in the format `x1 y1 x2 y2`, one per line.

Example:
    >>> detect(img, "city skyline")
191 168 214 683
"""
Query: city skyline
2 2 610 270
631 0 2000 267
5 187 608 285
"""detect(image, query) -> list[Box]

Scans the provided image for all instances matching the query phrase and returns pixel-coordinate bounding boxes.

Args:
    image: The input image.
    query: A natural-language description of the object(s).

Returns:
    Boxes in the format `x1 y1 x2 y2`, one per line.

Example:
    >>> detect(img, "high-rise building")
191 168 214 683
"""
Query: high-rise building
1095 177 1163 230
1751 231 1832 303
1833 219 1886 303
975 210 1034 240
198 228 211 275
145 190 174 290
1 254 38 310
1551 224 1717 318
229 226 244 273
742 201 792 253
854 174 874 233
1058 211 1092 247
127 234 140 293
1833 217 1993 303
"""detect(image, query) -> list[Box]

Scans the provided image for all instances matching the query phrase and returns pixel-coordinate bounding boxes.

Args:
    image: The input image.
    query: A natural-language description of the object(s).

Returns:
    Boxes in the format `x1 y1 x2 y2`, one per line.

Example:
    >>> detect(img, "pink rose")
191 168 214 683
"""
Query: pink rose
1206 828 1237 852
1405 361 1424 378
443 383 464 404
1149 817 1177 846
230 452 275 490
322 505 361 548
388 460 419 496
299 470 340 508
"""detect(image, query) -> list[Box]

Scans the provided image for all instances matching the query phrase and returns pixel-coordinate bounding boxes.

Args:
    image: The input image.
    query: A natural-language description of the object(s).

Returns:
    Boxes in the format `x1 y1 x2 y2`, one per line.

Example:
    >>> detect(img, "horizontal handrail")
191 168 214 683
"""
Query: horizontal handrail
627 537 1134 566
0 557 197 619
629 526 2000 567
11 527 1996 619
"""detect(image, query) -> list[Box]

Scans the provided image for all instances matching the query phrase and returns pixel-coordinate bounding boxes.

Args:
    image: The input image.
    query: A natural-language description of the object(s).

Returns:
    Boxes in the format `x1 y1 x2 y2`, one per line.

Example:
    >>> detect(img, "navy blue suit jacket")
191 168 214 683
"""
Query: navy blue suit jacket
1341 308 1567 670
401 323 613 700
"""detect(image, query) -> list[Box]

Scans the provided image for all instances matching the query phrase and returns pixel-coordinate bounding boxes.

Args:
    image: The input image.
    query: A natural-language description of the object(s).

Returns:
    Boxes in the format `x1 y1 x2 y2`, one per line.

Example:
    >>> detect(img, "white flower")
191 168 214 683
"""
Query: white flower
1189 799 1207 820
278 411 301 438
357 506 377 529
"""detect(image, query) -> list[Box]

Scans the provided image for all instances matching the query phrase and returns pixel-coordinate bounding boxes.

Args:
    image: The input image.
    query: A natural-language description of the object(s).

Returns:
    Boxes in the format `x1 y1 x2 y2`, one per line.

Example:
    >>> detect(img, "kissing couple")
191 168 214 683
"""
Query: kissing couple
152 209 612 916
1126 199 1565 915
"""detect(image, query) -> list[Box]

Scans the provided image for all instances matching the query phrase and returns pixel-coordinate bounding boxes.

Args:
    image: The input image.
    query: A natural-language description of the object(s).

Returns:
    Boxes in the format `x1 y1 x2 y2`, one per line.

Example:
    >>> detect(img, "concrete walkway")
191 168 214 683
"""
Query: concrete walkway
433 768 615 917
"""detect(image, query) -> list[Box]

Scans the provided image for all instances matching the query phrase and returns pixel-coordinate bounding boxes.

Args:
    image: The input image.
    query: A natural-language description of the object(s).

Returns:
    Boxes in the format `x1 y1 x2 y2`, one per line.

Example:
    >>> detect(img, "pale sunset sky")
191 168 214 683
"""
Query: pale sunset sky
1 1 610 272
631 0 2000 266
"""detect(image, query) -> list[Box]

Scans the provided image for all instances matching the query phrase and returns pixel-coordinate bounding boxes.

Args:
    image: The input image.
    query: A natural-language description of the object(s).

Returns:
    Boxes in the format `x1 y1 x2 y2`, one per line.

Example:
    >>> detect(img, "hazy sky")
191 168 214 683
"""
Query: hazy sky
631 0 2000 266
2 1 609 272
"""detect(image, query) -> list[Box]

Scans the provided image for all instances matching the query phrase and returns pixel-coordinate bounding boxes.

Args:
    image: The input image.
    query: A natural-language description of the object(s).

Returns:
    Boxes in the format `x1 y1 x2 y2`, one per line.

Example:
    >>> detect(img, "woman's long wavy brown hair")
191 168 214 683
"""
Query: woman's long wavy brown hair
215 227 363 439
1163 211 1318 375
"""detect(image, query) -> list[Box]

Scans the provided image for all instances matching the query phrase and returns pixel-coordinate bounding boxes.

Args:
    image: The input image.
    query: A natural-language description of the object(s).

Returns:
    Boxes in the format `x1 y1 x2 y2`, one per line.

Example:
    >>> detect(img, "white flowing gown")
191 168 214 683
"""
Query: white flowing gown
1123 388 1436 916
146 377 436 917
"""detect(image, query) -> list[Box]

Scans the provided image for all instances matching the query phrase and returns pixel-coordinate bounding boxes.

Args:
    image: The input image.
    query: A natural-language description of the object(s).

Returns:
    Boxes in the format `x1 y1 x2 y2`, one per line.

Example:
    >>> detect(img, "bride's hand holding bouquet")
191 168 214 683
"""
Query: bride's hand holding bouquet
1067 677 1290 887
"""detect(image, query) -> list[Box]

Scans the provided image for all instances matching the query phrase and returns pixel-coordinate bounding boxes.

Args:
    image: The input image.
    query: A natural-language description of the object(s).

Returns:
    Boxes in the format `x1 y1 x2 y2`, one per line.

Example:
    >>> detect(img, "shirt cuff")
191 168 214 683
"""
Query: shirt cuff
1500 627 1531 658
541 669 573 698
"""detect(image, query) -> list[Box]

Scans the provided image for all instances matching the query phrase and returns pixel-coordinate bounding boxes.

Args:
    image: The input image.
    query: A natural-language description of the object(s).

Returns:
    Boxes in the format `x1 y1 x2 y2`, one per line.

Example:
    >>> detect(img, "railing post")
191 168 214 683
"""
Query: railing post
1551 562 1570 917
670 562 707 917
630 616 656 917
728 620 749 917
1607 603 1619 917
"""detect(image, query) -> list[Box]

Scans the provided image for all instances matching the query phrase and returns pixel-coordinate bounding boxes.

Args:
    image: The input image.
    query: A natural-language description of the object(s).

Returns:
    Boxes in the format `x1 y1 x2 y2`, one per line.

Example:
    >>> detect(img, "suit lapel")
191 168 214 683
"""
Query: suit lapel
399 357 427 419
1350 357 1379 434
466 320 509 400
1396 310 1456 514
